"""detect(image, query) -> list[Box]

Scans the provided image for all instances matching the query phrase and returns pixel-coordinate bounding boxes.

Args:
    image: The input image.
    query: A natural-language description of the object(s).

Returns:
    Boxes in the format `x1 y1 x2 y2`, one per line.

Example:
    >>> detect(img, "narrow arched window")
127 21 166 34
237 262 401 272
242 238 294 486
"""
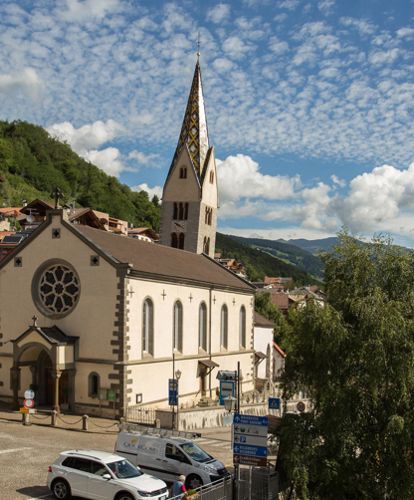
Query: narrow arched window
173 301 183 352
179 233 185 249
171 233 178 248
180 167 187 178
221 304 228 349
88 372 100 398
208 209 213 225
204 237 210 254
239 306 246 348
210 171 214 183
179 203 184 220
173 203 178 220
199 302 207 351
184 202 189 220
142 298 154 355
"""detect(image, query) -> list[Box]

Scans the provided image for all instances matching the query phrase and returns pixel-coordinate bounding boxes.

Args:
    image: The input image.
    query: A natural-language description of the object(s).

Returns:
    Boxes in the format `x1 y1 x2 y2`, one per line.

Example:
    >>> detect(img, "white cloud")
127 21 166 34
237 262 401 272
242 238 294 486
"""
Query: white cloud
396 27 414 39
217 154 301 203
46 120 123 155
128 150 159 167
132 183 162 199
84 147 124 177
331 174 346 188
206 4 231 24
318 0 335 14
218 225 334 241
278 0 300 11
0 67 42 99
222 36 252 59
59 0 121 22
340 17 376 36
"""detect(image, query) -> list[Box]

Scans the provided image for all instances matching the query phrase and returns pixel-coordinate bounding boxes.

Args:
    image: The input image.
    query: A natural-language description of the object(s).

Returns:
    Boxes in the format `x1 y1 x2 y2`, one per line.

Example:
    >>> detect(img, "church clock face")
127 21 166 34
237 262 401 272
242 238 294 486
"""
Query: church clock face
32 260 80 317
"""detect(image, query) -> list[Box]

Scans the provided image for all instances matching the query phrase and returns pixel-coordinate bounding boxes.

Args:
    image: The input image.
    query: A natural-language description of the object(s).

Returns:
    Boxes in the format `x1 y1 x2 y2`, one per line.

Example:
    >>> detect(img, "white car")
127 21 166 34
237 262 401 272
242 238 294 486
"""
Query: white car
47 450 169 500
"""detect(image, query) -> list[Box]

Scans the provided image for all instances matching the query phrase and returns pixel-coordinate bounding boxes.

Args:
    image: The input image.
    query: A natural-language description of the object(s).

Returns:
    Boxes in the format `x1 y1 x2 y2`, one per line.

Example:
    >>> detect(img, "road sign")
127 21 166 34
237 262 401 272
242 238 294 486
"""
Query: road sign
24 389 35 400
169 378 178 406
232 413 268 467
24 399 35 408
219 380 235 405
268 397 281 410
20 407 29 414
297 401 306 413
233 454 267 467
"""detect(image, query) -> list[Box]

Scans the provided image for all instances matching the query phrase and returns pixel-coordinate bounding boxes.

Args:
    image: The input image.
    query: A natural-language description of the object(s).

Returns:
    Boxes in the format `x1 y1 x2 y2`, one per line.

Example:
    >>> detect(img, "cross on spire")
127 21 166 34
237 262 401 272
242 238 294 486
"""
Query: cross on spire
197 30 201 61
52 187 63 209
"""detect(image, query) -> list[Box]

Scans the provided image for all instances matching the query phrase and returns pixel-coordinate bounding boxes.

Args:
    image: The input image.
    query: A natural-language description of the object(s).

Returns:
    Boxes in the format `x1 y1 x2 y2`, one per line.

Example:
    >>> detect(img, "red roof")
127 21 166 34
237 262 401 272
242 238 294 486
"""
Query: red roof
273 341 286 358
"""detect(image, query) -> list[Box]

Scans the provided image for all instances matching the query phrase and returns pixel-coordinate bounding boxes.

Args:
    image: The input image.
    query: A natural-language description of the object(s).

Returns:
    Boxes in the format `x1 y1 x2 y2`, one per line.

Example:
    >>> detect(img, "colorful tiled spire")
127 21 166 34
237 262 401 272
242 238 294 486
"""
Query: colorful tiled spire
170 59 210 177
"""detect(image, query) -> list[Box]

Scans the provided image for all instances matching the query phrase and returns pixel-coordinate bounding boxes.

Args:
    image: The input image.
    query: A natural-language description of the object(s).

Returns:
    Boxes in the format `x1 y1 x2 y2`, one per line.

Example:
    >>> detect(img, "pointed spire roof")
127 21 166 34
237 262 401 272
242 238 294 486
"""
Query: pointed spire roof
169 59 210 178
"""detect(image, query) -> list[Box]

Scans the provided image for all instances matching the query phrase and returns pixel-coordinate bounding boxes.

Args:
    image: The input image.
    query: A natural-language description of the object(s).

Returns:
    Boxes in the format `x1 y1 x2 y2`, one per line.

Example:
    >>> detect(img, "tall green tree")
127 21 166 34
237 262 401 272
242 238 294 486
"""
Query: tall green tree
279 233 414 499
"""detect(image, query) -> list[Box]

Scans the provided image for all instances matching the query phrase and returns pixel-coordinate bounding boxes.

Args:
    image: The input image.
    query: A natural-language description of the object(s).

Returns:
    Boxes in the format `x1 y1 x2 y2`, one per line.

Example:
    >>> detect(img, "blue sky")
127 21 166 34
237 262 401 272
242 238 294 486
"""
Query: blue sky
0 1 414 244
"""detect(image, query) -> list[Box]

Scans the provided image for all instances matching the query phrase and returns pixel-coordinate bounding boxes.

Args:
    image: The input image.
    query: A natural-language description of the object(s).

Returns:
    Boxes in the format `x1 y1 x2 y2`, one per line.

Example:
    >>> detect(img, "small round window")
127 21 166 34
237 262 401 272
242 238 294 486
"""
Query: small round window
33 261 80 317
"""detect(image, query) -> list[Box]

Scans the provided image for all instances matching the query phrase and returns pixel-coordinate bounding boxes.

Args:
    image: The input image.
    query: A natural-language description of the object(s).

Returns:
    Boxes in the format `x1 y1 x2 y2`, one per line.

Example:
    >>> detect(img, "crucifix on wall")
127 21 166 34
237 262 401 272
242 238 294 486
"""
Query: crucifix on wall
161 290 167 300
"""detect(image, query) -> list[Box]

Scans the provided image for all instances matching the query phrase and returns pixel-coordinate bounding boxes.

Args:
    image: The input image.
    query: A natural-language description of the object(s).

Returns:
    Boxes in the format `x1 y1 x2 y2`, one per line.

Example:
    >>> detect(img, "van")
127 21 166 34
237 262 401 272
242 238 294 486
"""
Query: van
115 432 229 489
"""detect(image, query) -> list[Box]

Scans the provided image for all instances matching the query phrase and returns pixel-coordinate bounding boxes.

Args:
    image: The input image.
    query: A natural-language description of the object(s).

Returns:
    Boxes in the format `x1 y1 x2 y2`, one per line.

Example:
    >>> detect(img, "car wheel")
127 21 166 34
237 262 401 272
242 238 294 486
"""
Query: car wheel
51 478 71 499
186 474 203 489
116 493 134 500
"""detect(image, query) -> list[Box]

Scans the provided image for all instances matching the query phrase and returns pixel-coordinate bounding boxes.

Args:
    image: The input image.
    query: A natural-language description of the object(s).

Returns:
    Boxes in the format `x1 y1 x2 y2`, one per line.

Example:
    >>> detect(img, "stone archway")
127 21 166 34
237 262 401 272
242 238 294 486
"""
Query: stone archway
11 324 78 413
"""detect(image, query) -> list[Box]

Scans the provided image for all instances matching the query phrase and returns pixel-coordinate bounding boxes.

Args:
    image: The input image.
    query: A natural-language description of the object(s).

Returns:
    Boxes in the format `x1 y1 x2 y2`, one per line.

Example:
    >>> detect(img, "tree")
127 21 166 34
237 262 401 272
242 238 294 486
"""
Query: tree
279 232 414 499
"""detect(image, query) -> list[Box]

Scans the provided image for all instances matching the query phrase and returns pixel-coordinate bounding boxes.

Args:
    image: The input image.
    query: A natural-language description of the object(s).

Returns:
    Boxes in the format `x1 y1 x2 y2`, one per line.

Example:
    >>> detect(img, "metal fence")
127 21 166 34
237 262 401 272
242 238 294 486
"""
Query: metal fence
238 467 279 500
170 476 233 500
125 406 157 426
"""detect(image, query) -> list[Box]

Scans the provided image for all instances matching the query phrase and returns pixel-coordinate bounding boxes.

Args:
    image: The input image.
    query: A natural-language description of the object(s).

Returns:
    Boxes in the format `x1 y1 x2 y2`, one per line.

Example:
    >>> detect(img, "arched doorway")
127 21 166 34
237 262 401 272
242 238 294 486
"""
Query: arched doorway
36 350 53 407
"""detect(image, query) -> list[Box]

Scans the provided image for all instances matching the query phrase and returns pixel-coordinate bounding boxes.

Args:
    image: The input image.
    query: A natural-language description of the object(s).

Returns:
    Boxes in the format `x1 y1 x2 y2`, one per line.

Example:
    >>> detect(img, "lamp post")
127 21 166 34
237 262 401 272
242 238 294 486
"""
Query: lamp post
175 369 182 431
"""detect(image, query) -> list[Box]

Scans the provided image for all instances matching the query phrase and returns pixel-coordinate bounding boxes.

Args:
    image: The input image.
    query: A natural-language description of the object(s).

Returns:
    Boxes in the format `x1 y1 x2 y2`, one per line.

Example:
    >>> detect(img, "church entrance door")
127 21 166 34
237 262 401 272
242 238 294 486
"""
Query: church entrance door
36 350 53 407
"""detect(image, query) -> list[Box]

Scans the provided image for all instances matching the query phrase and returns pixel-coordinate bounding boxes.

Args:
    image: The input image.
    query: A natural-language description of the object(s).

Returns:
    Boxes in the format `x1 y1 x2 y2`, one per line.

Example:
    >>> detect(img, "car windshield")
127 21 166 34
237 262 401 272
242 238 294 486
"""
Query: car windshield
107 459 142 479
179 442 211 463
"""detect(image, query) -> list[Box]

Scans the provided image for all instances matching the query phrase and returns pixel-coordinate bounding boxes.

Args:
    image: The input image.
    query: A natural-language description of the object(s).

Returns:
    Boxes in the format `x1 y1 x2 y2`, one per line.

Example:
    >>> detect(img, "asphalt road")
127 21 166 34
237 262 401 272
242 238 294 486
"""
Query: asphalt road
0 412 233 500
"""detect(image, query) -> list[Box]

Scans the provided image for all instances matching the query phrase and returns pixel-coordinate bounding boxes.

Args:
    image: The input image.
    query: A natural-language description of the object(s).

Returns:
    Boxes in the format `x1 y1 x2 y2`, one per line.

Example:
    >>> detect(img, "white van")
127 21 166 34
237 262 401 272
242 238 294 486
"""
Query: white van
115 432 229 489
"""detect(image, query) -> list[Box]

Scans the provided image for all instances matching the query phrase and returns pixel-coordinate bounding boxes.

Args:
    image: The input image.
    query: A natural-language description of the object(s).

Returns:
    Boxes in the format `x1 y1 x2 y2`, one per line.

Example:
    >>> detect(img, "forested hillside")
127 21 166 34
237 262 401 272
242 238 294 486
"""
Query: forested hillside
227 234 324 279
0 120 160 230
216 232 321 285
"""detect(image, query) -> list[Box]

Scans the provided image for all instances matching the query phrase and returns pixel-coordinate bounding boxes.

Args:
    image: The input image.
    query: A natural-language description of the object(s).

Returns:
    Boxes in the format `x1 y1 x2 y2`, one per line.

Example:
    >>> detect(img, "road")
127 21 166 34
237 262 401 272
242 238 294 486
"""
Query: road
0 411 233 499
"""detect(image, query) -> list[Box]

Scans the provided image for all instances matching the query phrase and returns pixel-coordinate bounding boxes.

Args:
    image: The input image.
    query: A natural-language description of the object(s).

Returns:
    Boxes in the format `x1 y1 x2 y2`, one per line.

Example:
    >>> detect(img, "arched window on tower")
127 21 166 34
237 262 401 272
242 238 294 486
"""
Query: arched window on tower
142 298 154 356
171 233 178 248
203 237 210 254
179 203 184 220
239 306 246 348
184 202 189 220
173 203 178 220
180 167 187 178
178 233 185 249
210 171 214 184
208 208 212 225
199 302 207 351
173 300 183 352
220 304 228 349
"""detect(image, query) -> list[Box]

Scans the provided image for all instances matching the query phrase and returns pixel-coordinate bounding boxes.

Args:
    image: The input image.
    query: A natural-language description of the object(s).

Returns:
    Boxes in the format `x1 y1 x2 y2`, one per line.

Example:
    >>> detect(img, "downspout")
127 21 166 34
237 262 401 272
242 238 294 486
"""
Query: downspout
209 286 213 399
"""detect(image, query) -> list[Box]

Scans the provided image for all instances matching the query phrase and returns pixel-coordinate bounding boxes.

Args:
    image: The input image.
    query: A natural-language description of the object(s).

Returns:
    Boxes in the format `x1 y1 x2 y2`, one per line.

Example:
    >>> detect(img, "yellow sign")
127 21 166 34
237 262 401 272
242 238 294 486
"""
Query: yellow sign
20 407 29 414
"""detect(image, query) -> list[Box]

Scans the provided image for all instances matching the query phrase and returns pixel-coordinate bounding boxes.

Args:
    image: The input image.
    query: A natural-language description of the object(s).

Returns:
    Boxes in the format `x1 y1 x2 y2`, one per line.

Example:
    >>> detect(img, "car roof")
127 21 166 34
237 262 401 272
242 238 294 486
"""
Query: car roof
121 432 192 445
60 450 124 463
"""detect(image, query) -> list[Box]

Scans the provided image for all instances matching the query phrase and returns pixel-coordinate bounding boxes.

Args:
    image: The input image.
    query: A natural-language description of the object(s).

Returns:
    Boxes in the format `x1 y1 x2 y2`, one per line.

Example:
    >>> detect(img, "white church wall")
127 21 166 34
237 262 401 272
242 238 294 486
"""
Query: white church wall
254 326 274 379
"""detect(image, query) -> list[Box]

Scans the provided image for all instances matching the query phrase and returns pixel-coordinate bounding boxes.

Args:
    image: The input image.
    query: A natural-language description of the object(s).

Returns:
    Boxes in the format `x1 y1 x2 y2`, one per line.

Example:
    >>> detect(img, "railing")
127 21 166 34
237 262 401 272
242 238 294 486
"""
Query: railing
238 467 279 500
170 476 233 500
125 406 157 426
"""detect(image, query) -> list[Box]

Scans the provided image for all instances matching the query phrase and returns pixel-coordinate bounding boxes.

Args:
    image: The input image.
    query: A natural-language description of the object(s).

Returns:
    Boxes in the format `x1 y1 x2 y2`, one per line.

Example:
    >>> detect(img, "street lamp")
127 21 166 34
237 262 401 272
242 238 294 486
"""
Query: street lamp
224 395 237 413
175 369 182 431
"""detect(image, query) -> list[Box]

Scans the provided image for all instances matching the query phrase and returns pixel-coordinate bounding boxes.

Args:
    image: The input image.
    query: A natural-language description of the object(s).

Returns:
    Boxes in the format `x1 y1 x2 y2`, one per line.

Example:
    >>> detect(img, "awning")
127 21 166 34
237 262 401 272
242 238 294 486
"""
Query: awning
197 359 219 377
254 351 267 364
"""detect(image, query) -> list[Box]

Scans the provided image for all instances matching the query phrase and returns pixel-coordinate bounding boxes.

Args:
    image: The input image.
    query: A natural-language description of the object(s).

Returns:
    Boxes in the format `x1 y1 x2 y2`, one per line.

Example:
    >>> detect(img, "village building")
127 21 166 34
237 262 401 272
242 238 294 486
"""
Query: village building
0 57 256 419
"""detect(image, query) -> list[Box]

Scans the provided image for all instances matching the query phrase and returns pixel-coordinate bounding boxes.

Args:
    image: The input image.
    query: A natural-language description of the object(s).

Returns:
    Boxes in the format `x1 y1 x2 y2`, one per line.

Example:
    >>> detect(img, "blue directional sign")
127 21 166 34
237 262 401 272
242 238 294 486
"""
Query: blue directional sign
232 413 269 467
233 414 268 426
168 378 178 406
233 444 268 457
268 397 281 410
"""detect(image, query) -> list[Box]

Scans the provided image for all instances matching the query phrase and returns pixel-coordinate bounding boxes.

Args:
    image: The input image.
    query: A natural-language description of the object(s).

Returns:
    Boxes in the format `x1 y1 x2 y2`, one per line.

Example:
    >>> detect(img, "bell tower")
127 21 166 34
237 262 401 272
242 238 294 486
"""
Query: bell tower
160 55 218 257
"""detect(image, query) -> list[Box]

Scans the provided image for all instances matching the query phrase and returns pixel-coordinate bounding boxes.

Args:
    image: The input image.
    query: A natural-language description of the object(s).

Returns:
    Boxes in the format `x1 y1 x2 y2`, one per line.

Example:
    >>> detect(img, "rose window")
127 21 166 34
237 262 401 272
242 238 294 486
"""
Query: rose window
37 264 80 315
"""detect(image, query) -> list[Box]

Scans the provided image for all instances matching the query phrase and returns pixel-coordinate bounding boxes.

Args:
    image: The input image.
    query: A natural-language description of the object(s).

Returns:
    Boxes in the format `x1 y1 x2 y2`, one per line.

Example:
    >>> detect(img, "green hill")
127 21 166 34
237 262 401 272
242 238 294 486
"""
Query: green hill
0 120 160 229
227 234 324 279
216 232 321 285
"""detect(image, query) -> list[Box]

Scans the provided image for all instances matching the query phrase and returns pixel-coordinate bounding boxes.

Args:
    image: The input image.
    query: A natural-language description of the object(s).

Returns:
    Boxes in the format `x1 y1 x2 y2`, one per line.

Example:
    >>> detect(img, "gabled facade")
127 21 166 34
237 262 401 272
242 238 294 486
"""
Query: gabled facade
160 59 218 258
0 210 255 418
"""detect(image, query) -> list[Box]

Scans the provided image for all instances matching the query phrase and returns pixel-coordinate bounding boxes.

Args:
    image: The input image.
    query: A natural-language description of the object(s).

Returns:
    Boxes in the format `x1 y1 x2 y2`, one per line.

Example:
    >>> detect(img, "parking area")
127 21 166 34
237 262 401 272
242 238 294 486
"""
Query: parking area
0 411 233 500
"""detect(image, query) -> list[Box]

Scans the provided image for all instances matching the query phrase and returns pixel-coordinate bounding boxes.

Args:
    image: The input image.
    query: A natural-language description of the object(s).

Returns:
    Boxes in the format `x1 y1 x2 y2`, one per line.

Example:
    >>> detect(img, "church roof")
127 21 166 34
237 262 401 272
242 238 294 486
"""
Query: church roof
75 224 253 291
167 59 210 179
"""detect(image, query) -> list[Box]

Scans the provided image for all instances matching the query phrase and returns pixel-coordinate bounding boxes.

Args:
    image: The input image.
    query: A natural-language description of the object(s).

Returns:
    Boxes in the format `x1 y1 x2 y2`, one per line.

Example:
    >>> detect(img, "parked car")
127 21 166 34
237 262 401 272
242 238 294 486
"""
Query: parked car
115 431 229 489
47 449 168 500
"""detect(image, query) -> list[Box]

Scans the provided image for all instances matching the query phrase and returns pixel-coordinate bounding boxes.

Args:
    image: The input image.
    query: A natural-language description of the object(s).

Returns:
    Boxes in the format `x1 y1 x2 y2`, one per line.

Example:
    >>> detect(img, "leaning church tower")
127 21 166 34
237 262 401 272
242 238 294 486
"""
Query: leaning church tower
159 55 218 258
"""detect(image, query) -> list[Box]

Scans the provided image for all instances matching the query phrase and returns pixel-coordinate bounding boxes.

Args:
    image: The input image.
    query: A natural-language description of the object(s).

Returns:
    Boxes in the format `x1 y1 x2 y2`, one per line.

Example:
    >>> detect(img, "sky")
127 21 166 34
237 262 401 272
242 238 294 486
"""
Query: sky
0 0 414 245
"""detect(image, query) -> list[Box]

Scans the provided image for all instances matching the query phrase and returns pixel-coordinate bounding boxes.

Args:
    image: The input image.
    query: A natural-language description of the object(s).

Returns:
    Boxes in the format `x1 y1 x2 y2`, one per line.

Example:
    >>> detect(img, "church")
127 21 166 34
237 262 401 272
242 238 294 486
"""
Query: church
0 57 256 418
